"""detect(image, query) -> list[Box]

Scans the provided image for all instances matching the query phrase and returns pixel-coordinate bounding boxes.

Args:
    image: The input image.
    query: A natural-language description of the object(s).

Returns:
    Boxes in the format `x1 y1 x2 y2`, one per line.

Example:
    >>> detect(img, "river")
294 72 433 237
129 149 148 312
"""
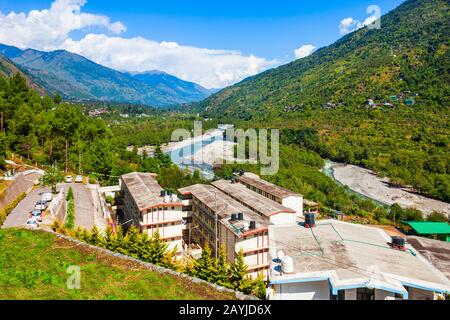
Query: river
323 160 450 215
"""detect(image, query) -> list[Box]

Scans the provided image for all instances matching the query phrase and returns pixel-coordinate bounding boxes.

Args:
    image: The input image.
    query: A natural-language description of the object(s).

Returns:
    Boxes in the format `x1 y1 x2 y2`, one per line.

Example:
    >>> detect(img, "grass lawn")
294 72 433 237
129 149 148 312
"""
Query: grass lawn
0 228 236 300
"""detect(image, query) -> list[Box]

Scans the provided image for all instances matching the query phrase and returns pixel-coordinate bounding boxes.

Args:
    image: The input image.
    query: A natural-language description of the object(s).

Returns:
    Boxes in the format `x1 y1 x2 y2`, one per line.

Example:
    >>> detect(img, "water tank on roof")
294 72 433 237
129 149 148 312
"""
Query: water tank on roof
305 213 316 228
281 256 294 274
164 195 170 203
160 190 166 197
249 220 256 230
238 212 244 220
277 250 285 260
391 236 406 250
231 213 237 221
171 194 178 203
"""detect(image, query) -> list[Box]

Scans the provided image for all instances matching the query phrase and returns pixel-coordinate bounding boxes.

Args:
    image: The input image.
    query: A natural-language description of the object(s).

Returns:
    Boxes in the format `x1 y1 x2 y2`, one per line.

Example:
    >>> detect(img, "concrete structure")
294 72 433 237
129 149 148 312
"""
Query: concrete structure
236 173 303 217
212 180 296 225
267 220 450 300
179 184 271 279
120 172 185 253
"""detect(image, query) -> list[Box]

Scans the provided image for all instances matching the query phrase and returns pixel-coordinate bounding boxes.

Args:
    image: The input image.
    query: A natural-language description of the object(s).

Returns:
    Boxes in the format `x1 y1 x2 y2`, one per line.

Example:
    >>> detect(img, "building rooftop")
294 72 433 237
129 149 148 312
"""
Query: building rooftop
402 221 450 235
211 180 295 218
269 220 450 297
121 172 182 211
237 173 302 199
407 236 450 280
179 184 269 237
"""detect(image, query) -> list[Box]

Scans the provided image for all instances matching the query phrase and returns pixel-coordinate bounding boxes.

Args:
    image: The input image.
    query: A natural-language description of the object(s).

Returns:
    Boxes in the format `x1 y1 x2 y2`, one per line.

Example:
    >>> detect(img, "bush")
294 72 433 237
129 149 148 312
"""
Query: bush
427 212 448 222
0 192 27 227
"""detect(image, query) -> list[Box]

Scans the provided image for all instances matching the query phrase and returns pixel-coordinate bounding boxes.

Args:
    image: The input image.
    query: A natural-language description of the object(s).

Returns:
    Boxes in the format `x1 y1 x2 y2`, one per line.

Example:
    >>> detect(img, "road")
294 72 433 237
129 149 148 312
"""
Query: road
61 183 96 230
2 186 50 229
3 181 105 231
0 172 41 209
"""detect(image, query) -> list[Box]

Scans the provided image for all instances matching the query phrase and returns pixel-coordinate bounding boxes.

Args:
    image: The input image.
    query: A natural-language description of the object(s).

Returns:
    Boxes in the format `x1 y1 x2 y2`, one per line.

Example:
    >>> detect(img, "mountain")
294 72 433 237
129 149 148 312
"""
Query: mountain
200 0 449 120
0 54 45 93
0 44 211 107
129 71 212 103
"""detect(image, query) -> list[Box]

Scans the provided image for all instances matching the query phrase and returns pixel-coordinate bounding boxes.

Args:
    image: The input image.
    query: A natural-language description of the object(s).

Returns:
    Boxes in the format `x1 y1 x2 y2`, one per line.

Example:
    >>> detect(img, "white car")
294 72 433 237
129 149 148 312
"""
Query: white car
34 203 46 211
31 210 43 222
25 218 39 230
41 192 53 203
66 175 73 183
75 175 83 183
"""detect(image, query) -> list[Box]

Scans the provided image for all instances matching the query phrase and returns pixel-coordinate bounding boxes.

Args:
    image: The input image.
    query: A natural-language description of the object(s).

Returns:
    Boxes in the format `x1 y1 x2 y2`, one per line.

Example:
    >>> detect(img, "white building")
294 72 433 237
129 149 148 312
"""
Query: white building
212 180 296 225
120 172 186 253
179 184 271 279
267 220 450 300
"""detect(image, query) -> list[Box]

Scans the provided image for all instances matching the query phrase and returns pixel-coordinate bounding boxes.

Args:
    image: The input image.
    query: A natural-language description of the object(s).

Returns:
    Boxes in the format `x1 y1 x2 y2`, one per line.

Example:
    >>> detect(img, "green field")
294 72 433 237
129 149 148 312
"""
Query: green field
0 228 236 300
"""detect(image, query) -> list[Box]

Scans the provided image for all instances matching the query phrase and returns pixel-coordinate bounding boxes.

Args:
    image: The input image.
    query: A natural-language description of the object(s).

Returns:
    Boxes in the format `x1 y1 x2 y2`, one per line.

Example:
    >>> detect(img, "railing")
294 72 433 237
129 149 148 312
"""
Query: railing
49 188 65 220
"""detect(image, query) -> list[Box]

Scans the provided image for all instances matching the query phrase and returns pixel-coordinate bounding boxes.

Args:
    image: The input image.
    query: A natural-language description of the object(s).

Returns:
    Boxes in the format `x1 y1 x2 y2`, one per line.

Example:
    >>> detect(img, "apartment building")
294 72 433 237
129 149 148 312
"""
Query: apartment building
236 172 304 217
179 184 271 279
120 172 185 253
211 179 296 225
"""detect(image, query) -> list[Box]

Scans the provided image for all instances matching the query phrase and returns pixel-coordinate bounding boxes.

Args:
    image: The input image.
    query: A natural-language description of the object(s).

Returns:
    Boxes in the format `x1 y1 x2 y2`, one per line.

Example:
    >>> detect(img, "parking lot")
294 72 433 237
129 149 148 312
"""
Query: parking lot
2 186 51 229
2 177 103 231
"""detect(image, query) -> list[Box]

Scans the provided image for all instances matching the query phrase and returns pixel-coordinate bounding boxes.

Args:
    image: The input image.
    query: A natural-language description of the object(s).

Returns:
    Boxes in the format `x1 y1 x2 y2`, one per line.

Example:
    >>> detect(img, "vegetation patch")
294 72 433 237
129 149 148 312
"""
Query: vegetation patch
0 228 236 300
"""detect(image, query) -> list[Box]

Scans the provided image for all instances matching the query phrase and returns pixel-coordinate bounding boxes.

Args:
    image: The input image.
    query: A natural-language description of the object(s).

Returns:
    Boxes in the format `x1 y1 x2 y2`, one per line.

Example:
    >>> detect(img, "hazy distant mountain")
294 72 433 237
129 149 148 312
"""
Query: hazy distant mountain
0 44 211 107
129 71 212 103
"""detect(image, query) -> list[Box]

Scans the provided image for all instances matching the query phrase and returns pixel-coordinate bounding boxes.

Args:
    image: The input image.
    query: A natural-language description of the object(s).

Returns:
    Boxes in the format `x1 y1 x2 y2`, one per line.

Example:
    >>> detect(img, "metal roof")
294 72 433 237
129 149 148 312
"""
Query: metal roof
211 180 295 217
121 172 182 211
178 184 269 237
402 221 450 235
237 173 302 199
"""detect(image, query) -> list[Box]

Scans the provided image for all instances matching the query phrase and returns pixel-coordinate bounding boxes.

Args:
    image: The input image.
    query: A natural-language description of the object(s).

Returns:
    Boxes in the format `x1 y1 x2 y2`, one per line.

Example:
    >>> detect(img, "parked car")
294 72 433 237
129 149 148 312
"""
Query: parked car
41 192 53 203
31 210 42 222
36 199 48 208
34 201 46 211
25 218 39 230
75 175 83 183
66 175 73 183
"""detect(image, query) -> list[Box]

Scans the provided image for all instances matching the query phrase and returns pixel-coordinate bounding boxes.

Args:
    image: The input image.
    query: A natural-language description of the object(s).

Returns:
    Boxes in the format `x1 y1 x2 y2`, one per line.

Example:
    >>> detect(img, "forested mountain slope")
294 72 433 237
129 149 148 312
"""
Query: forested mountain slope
201 0 449 119
199 0 450 203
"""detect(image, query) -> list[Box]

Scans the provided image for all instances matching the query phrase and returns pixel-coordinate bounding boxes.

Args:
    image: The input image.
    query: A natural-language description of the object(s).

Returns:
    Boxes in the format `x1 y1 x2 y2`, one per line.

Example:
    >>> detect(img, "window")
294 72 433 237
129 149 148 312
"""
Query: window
357 288 375 300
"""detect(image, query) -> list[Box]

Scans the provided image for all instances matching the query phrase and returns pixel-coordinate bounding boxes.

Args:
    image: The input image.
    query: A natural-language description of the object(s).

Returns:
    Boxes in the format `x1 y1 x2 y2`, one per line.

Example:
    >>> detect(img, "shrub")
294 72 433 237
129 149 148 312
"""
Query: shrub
0 192 27 227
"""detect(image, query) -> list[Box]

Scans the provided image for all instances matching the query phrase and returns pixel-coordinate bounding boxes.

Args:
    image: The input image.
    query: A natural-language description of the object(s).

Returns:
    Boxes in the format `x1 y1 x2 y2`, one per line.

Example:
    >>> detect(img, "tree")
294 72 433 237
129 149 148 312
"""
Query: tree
229 249 251 292
427 212 448 222
213 245 232 288
190 243 216 283
41 166 64 193
148 230 169 265
53 93 62 105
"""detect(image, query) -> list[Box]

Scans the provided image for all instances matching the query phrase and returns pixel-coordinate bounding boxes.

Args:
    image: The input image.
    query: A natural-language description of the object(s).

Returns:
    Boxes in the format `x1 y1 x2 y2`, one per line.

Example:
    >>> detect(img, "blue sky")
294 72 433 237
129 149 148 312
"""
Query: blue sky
0 0 405 87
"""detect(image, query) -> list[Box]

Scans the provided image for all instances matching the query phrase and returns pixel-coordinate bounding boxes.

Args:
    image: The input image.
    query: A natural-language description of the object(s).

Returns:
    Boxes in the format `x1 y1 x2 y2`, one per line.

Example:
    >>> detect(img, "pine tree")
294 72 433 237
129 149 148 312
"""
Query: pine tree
89 226 103 247
191 243 216 283
214 245 232 288
148 230 169 265
229 249 250 292
121 225 140 258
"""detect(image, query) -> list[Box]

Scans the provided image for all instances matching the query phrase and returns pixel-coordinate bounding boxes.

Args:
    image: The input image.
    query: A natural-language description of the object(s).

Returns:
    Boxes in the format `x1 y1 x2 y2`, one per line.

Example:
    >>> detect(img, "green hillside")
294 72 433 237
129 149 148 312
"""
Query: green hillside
0 228 235 300
202 0 449 118
199 0 450 203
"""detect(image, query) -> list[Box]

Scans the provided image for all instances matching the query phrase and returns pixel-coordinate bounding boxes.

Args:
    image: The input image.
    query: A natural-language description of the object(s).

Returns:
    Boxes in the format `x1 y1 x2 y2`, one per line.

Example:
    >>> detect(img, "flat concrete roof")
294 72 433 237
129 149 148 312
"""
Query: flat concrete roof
212 180 295 217
237 173 302 199
269 220 450 296
179 184 269 237
121 172 182 211
407 236 450 280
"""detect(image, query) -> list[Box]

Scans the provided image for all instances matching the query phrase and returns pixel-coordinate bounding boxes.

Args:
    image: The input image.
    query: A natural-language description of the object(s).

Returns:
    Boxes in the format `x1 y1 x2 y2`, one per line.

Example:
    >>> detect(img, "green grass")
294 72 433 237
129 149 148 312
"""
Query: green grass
0 228 236 300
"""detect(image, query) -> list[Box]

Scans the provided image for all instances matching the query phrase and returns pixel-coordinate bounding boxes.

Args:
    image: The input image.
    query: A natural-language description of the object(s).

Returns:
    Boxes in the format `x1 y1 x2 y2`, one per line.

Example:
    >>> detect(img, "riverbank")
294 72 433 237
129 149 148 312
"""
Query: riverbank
327 161 450 215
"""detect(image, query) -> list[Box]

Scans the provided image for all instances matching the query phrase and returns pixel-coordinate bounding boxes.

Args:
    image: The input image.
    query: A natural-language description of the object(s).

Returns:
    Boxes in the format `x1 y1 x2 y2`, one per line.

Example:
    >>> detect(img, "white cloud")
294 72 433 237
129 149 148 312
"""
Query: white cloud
339 17 361 35
294 44 316 60
0 0 277 88
339 11 380 35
